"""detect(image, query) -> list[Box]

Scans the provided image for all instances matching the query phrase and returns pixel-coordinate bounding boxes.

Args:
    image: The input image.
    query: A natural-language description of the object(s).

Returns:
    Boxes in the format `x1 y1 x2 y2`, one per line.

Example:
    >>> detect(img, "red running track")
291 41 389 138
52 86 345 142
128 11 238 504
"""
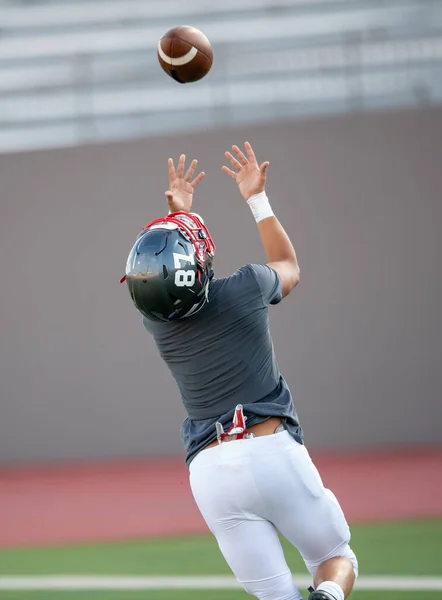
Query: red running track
0 447 441 548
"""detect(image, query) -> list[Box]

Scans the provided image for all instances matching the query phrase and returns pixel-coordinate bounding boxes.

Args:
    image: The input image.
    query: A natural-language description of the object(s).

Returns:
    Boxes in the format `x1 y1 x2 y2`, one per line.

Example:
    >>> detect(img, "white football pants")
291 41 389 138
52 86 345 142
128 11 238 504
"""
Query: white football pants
189 430 358 600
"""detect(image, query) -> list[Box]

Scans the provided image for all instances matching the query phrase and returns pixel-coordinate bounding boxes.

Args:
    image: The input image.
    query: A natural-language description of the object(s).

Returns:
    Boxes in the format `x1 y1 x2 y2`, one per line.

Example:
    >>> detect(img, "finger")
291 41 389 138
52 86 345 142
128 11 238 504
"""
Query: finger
184 159 198 182
232 145 248 166
225 151 242 172
165 190 174 201
260 161 270 173
168 158 176 181
222 165 237 180
176 154 186 178
245 141 257 164
191 171 205 187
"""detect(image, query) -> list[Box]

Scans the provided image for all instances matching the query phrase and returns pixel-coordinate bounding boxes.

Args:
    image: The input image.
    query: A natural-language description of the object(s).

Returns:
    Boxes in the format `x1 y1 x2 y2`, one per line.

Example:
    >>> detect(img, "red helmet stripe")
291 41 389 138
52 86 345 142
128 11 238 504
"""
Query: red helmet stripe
142 212 215 265
120 212 215 284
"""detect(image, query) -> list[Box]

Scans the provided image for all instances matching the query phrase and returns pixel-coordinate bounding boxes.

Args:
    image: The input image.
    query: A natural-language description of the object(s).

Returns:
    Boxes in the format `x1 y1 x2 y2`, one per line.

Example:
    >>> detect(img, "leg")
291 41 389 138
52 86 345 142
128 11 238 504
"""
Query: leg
313 556 355 597
189 448 303 600
215 519 304 600
250 441 358 598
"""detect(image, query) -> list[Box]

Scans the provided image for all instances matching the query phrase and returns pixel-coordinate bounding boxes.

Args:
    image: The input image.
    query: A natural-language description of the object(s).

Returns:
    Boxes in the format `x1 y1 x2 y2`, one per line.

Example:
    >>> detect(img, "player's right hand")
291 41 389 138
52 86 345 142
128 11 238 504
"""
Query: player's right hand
222 142 269 201
165 154 205 213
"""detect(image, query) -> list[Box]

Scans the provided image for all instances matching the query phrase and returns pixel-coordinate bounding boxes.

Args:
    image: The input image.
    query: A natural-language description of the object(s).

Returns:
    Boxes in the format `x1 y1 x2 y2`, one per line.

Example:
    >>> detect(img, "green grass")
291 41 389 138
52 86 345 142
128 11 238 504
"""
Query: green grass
1 520 441 576
0 594 439 600
0 520 441 599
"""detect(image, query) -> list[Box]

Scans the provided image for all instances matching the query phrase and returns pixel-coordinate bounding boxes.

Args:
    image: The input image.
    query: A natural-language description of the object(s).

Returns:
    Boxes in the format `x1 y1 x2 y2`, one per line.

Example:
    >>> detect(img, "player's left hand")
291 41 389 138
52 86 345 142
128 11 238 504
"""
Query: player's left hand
222 142 269 201
165 154 205 213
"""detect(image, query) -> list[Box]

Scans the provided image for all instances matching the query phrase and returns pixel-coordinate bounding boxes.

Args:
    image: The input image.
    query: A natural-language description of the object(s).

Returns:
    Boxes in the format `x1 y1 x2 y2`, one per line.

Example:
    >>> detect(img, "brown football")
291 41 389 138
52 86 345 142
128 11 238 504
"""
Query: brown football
157 26 213 84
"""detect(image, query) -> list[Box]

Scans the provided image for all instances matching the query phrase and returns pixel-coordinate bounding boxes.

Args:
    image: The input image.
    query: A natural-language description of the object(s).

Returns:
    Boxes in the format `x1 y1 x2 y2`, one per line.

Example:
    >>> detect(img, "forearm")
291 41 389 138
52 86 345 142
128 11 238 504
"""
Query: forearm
247 191 298 266
257 215 299 267
247 191 300 296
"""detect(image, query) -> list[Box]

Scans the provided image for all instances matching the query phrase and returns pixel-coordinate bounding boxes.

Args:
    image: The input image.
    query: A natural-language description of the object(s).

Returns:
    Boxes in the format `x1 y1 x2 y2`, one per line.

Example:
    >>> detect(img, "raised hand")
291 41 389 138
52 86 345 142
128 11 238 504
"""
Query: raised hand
222 142 269 201
165 154 205 213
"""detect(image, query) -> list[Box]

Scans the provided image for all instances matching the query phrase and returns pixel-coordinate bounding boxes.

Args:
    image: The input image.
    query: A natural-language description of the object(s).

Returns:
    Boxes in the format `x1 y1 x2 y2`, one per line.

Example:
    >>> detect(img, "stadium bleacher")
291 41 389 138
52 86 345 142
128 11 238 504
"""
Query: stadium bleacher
0 0 441 152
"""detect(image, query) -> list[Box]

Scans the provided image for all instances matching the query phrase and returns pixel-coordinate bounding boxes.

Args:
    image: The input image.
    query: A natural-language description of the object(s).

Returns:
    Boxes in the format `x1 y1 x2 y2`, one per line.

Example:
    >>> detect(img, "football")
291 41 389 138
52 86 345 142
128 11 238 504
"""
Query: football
157 26 213 84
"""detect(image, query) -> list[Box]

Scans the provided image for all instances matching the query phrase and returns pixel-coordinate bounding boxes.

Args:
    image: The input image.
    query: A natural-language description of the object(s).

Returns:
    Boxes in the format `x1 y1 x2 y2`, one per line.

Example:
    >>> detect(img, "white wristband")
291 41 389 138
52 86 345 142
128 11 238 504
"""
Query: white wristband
246 191 274 223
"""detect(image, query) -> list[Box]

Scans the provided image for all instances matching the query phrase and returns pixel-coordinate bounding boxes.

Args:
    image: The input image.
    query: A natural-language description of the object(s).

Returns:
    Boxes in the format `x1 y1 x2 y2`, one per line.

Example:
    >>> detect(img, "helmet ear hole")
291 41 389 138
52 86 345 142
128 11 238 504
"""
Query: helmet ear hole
163 265 169 279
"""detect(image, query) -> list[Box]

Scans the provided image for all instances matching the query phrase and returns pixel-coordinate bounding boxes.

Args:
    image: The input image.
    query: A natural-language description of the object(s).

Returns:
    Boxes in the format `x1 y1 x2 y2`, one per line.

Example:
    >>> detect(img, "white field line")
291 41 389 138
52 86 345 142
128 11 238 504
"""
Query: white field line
0 575 441 591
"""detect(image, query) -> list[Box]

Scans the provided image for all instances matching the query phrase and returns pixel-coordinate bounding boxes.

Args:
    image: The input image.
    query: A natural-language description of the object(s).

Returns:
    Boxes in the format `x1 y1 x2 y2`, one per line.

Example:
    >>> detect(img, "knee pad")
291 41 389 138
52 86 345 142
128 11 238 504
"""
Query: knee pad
305 542 358 579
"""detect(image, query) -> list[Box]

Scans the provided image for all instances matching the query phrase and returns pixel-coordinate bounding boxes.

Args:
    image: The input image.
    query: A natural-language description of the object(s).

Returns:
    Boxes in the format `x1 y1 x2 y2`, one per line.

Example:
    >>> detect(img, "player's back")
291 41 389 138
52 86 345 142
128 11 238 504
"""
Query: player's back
143 263 282 420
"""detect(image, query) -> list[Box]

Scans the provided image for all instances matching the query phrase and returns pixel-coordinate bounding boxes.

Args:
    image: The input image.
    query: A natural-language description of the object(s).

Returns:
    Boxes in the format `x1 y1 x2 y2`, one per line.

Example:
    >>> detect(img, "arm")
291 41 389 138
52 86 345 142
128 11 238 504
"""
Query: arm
222 142 300 298
120 155 205 284
256 214 300 297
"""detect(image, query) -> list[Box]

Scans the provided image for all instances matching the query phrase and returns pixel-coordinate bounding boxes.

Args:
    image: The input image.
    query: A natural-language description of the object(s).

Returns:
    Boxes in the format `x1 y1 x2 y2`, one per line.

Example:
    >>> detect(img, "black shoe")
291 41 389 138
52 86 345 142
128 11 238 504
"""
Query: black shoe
308 589 336 600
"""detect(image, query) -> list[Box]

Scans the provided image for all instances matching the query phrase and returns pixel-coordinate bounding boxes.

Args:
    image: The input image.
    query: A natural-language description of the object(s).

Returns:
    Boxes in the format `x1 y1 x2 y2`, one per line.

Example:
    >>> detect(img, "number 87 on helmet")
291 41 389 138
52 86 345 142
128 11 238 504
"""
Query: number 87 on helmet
121 212 216 323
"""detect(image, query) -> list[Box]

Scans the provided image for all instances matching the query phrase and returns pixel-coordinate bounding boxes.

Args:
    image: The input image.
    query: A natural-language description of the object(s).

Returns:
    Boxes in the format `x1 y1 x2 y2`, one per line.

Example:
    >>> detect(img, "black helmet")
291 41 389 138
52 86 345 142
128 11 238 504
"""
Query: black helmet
121 212 215 322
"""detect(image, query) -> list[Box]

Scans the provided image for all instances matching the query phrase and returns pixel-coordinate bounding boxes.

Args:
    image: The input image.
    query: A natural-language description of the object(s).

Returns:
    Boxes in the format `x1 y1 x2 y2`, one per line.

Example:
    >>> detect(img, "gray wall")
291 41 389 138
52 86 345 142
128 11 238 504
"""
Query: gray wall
1 107 441 464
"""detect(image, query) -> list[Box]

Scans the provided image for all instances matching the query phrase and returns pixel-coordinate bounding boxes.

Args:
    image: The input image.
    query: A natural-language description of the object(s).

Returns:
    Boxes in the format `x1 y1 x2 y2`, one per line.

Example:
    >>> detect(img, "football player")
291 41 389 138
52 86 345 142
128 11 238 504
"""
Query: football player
121 142 358 600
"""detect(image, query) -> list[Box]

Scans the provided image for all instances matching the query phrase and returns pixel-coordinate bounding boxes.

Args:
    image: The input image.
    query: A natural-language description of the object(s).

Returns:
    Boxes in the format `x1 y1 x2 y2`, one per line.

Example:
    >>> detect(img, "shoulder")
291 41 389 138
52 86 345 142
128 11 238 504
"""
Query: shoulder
214 264 265 288
213 264 282 307
226 263 278 282
245 263 280 282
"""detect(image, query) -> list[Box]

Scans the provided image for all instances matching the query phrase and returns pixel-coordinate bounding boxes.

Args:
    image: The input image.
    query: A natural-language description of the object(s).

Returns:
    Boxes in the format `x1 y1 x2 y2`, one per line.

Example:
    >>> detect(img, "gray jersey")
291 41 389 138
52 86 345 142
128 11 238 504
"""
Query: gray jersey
143 263 303 466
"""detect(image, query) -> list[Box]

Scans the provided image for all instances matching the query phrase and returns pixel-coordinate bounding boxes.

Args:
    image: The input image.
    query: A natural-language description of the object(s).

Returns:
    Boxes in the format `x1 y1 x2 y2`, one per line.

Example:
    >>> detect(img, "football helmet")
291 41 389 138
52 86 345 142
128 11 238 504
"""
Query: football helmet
121 212 215 322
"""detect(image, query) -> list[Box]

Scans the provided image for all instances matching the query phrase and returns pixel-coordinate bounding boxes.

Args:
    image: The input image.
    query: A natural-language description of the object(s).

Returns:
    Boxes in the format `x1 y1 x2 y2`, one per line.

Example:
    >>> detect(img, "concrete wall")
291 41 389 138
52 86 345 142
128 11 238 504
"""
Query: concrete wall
1 107 441 464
